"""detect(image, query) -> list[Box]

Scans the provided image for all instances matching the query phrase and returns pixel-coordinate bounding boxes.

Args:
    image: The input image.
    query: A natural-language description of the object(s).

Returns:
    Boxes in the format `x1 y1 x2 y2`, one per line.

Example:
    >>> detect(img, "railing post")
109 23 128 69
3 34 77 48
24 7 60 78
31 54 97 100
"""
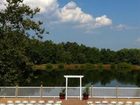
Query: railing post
15 84 18 98
40 82 43 98
116 85 118 102
91 85 93 98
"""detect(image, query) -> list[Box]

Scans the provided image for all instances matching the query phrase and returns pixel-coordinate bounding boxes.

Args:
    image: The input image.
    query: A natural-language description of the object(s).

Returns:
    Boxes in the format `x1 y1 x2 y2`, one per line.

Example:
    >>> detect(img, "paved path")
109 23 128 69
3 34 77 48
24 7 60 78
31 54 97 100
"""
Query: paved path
0 98 140 105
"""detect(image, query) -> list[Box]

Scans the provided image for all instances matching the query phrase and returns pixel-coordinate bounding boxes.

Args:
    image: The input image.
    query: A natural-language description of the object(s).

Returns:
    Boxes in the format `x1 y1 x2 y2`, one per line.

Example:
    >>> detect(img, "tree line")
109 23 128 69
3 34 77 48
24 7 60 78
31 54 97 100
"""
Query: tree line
26 40 140 65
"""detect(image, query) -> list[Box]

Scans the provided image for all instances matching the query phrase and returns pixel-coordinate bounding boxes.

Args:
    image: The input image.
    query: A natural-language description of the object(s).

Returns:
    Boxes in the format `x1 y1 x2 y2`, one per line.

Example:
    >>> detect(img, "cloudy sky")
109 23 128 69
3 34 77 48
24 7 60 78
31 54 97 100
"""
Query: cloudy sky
1 0 140 50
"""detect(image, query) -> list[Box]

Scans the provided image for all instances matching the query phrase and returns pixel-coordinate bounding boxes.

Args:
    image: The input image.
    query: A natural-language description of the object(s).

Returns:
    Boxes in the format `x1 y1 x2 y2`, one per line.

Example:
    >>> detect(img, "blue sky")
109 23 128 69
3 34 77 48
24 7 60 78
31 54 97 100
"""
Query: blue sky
1 0 140 50
47 0 140 50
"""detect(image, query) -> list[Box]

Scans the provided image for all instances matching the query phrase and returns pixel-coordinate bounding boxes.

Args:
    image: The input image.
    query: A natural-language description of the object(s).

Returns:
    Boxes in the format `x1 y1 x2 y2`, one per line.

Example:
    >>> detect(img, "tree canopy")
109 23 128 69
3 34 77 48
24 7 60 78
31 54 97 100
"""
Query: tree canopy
0 0 45 85
25 40 140 65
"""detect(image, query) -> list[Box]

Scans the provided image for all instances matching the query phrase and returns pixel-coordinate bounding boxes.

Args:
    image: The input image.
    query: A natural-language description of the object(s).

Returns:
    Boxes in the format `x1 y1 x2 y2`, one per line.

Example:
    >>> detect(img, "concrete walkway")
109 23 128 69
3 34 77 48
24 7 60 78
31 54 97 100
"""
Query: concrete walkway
0 98 140 105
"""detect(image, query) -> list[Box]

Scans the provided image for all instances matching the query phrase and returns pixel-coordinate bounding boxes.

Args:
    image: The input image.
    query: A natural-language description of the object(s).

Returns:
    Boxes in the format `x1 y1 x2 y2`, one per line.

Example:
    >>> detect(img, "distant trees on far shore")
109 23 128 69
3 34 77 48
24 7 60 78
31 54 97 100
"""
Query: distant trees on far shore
26 40 140 65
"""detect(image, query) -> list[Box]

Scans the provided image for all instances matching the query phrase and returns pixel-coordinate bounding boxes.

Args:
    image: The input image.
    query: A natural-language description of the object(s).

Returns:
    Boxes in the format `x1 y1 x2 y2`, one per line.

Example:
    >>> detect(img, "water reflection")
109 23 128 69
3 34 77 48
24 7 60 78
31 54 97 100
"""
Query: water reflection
31 69 140 87
94 80 136 87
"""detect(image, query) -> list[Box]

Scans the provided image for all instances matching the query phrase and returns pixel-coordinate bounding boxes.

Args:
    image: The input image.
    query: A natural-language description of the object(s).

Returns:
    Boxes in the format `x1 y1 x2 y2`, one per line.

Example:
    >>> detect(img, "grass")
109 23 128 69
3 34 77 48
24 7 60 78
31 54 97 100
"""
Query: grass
33 63 140 71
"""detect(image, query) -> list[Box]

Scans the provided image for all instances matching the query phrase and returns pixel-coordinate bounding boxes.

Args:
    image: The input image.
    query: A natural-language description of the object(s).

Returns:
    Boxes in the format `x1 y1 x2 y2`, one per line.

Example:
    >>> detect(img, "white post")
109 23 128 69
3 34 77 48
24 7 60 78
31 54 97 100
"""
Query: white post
65 77 68 100
40 83 43 98
80 77 82 100
116 85 118 103
15 84 18 97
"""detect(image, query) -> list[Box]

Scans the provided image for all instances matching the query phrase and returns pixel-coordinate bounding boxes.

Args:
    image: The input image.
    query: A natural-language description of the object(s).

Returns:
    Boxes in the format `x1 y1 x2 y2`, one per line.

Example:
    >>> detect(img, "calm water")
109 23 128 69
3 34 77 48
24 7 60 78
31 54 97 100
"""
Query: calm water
2 69 140 97
31 69 140 87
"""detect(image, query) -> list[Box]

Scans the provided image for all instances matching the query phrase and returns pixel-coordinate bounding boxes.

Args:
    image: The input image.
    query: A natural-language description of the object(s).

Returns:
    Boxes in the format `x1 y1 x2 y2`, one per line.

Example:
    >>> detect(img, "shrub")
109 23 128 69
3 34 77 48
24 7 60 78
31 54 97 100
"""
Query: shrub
85 63 95 70
98 63 104 71
79 64 85 70
59 88 65 95
74 65 79 69
111 63 117 70
117 62 132 71
83 83 91 95
58 63 64 70
45 63 53 70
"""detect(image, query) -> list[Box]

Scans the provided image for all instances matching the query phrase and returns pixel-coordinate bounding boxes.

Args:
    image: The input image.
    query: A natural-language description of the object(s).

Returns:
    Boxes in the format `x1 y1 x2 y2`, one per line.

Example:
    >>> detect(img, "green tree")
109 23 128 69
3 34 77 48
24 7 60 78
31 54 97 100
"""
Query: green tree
85 47 100 63
42 40 56 63
0 0 45 85
116 49 140 65
25 39 44 64
100 49 115 64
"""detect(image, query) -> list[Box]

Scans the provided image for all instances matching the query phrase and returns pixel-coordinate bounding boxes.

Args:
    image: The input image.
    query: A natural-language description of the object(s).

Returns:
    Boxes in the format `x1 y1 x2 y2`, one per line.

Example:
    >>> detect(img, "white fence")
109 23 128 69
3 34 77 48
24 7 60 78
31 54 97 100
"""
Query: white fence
0 87 140 98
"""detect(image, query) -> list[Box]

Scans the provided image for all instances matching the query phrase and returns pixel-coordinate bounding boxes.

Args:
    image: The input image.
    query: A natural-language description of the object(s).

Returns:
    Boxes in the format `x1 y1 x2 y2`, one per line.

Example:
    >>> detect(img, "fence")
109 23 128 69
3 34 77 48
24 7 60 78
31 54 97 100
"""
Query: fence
0 86 140 98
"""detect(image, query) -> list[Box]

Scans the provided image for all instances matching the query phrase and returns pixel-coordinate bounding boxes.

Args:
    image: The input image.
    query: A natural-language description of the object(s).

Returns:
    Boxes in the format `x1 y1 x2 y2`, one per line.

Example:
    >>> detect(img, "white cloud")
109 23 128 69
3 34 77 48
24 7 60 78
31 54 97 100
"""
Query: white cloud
136 38 140 43
111 24 139 31
114 24 128 31
133 38 140 47
1 0 113 31
95 15 112 27
23 0 112 30
0 0 6 10
59 1 93 23
59 1 112 29
24 0 59 13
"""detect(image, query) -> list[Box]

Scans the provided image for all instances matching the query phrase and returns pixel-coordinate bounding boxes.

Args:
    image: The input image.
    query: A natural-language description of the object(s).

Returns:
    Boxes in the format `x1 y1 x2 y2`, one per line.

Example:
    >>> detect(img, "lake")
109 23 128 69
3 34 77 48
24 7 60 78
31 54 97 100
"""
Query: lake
31 69 140 87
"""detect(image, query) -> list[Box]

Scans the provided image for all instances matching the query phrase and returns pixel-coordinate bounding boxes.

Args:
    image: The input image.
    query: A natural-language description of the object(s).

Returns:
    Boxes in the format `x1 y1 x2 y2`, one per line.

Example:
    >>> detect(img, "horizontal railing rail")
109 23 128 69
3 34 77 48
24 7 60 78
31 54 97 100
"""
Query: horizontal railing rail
0 86 140 98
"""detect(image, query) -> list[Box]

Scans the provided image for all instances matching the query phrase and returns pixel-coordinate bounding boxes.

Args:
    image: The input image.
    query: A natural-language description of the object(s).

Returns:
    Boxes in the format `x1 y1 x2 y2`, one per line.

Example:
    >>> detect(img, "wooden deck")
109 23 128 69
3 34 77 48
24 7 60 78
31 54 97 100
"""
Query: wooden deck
0 98 140 105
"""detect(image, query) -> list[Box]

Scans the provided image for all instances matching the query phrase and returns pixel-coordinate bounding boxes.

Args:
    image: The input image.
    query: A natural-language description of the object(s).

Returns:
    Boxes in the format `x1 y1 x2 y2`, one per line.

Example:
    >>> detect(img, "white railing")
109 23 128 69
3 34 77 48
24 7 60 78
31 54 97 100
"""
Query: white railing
0 87 140 98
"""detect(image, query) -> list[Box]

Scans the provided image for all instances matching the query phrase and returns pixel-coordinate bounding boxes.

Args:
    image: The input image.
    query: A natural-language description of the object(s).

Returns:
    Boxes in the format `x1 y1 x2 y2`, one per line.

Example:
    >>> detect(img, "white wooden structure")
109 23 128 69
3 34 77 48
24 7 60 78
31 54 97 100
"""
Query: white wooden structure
64 75 84 100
